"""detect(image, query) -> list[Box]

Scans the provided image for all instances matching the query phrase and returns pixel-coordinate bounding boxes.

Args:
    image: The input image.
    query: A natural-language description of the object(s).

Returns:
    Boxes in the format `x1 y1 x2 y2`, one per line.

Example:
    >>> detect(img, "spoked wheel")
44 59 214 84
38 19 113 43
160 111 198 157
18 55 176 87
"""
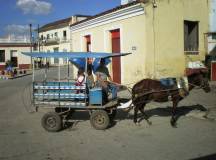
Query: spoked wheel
90 110 110 130
41 112 62 132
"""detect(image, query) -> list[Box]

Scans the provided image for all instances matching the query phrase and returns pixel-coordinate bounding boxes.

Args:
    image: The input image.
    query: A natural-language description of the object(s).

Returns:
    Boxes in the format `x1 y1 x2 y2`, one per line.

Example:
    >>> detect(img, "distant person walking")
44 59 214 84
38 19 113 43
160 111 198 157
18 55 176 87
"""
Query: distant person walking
46 61 50 69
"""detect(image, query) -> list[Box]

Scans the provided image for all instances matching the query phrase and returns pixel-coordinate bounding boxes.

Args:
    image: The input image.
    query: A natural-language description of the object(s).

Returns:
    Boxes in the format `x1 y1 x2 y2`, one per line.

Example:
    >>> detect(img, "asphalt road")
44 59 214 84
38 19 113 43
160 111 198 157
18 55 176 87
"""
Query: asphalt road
0 68 216 160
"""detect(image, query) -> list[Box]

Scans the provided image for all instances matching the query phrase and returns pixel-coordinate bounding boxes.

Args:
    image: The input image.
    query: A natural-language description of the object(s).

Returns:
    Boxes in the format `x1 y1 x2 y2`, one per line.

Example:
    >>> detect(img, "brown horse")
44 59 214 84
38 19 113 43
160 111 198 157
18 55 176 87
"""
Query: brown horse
132 72 211 126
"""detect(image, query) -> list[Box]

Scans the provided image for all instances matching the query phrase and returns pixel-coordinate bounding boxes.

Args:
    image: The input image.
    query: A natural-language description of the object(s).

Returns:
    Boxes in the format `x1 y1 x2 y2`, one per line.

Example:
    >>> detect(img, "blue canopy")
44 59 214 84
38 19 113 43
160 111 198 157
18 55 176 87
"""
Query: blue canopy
92 58 111 73
69 58 86 69
21 52 131 59
70 58 111 73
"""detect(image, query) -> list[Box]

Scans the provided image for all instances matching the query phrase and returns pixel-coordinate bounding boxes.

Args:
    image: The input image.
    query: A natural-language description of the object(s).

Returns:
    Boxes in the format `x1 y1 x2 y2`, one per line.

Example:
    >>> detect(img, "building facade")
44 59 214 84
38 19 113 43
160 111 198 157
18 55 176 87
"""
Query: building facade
70 0 209 84
39 15 90 65
0 37 31 70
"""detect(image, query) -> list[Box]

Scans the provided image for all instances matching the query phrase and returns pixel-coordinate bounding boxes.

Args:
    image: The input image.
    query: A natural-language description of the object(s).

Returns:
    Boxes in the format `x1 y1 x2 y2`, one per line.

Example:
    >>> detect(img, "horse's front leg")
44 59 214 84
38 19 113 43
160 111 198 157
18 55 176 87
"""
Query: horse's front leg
170 99 179 127
139 105 152 125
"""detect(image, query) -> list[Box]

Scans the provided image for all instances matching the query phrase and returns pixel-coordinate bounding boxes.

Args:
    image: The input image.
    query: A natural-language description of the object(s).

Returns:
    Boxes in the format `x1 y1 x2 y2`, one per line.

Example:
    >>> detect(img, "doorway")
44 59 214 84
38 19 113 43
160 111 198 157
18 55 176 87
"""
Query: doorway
10 50 18 67
53 47 59 64
211 61 216 81
110 29 121 83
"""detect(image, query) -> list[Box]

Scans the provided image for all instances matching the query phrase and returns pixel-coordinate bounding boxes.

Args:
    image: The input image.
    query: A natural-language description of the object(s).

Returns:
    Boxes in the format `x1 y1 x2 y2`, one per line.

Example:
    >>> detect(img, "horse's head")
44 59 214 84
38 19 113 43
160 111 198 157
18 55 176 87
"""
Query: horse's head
188 72 211 93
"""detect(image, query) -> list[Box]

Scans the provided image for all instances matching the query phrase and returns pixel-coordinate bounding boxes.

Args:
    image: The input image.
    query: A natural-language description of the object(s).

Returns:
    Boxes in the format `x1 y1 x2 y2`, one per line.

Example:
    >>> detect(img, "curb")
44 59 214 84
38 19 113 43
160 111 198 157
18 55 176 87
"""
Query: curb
0 76 9 80
0 73 32 80
10 73 32 79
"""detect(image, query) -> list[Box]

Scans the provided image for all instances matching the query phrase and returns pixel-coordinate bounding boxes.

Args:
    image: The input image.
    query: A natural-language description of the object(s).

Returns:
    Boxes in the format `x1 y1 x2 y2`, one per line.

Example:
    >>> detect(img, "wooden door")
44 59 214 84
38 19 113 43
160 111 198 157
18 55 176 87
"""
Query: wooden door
211 62 216 81
111 29 121 83
85 35 91 52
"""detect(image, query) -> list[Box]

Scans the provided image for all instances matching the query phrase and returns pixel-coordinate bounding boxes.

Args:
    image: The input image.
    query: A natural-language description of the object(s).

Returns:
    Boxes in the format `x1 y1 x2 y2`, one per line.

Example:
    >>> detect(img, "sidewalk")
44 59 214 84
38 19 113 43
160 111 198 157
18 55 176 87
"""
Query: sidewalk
0 70 32 80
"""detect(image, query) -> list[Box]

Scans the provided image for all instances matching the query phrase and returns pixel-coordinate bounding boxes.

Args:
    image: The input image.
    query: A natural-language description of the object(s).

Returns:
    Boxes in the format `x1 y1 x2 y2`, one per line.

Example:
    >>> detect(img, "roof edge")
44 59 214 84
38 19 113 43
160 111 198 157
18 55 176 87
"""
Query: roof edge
70 0 148 27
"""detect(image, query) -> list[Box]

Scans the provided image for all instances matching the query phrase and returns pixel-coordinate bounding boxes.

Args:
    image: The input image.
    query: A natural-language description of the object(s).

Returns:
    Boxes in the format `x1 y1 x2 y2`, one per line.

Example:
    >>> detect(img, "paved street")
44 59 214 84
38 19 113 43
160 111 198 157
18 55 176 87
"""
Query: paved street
0 68 216 160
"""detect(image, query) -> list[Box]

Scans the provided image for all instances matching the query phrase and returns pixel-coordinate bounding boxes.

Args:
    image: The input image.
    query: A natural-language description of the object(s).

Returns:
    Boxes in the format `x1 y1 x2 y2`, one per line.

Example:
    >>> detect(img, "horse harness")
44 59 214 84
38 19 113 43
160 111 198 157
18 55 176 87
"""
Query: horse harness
133 77 190 102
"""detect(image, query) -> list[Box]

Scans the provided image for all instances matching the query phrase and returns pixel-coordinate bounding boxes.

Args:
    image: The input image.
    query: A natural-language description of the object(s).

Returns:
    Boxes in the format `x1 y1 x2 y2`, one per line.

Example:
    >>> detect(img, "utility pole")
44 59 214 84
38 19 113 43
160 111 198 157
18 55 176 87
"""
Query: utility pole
29 24 33 69
29 24 32 53
38 24 40 52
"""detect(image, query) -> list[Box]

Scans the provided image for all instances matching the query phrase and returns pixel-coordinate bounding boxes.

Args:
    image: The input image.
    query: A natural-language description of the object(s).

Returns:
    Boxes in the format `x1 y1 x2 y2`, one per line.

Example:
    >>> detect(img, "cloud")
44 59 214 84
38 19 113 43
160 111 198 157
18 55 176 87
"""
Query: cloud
16 0 52 15
4 24 30 36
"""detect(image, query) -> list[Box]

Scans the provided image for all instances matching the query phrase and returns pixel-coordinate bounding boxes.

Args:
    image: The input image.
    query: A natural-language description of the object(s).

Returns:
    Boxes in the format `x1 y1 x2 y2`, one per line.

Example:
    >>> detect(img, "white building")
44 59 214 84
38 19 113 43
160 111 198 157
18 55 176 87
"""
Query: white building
38 15 90 65
0 36 31 71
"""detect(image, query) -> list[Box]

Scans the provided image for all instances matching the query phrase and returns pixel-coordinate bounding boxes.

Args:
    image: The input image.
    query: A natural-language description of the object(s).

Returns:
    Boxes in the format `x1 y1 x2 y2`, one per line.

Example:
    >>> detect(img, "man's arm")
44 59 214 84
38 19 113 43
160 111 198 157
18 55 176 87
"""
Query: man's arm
105 67 112 82
108 75 112 82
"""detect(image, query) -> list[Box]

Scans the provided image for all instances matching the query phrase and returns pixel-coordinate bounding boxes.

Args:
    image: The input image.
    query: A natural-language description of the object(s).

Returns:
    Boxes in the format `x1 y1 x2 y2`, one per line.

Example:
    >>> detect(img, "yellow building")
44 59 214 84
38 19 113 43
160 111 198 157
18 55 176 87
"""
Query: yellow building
70 0 209 84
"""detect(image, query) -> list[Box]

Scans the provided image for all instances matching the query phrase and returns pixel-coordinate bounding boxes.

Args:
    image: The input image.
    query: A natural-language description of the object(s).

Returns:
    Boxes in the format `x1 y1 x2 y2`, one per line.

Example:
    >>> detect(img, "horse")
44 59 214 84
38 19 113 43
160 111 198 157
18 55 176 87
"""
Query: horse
131 71 211 127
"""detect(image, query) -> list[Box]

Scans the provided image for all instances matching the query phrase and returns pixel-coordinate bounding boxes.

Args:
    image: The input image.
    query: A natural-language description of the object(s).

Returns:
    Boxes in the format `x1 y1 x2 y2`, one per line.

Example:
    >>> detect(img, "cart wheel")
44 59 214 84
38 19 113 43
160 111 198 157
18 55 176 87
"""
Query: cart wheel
41 112 62 132
90 110 110 130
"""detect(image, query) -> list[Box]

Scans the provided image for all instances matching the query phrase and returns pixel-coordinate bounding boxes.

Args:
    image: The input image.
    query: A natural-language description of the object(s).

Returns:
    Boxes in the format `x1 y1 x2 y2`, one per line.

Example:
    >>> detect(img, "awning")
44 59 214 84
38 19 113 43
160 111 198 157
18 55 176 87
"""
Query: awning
21 52 131 59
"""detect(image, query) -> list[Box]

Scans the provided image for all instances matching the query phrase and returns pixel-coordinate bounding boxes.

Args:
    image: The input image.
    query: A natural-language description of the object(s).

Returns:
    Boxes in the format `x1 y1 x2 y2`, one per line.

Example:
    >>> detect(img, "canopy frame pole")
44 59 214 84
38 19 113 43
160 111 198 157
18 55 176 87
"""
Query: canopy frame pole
45 58 47 81
67 58 69 81
84 58 88 105
58 59 60 81
32 57 35 82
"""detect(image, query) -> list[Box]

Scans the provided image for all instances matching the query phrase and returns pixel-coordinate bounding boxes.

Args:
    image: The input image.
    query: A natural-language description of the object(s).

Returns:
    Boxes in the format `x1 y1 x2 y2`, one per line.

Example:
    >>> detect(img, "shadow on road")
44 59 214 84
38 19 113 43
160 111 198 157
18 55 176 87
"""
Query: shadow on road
115 104 207 125
61 104 208 130
190 153 216 160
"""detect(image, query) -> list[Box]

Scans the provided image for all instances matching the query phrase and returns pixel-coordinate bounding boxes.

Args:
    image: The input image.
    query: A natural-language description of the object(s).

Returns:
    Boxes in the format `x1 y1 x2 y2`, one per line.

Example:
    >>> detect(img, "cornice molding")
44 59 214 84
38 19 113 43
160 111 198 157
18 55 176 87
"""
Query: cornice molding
71 4 144 33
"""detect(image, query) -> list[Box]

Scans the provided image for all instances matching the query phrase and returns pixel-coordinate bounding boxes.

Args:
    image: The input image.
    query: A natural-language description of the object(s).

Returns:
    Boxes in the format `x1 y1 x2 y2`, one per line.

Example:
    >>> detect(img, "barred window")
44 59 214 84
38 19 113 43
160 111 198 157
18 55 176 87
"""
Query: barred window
184 20 199 55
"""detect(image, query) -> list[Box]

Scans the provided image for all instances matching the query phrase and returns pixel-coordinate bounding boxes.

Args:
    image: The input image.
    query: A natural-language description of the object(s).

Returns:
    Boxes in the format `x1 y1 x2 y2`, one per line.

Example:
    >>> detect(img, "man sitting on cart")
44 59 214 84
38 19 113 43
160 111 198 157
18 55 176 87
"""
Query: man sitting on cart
95 58 117 102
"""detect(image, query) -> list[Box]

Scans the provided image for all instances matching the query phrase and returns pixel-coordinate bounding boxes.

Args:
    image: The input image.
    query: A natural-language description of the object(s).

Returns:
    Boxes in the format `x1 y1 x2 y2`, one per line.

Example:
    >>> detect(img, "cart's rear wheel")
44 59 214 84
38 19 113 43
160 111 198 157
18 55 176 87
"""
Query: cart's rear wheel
41 112 62 132
90 110 110 130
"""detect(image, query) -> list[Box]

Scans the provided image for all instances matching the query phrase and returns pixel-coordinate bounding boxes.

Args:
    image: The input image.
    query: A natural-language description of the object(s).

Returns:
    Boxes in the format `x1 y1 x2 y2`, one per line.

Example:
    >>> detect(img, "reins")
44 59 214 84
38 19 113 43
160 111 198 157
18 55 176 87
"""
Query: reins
188 81 207 90
188 83 202 89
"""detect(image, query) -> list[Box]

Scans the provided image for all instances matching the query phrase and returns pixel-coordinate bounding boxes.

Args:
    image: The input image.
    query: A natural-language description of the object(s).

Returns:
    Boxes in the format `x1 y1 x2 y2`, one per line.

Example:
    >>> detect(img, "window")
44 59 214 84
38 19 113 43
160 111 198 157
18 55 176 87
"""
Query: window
212 33 216 40
53 47 59 64
63 49 68 64
54 32 58 37
40 35 43 40
63 30 67 38
184 20 199 54
0 50 5 62
47 34 50 39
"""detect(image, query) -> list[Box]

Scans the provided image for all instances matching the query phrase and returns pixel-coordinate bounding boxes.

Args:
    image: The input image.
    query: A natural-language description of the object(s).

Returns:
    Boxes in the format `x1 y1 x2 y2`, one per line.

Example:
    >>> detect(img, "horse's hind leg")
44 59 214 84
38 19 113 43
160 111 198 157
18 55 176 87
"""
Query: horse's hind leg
170 100 179 127
139 105 152 125
133 106 139 125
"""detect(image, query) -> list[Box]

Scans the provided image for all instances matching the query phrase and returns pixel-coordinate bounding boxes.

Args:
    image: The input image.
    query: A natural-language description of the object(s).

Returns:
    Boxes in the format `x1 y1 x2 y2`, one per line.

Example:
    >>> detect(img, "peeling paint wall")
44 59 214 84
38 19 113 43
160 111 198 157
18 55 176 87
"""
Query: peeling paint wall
145 0 209 78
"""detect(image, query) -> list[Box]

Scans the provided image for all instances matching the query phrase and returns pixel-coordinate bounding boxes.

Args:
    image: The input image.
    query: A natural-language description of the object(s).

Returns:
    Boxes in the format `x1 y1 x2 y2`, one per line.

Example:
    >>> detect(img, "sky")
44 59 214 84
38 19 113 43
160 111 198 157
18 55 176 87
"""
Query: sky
0 0 120 38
